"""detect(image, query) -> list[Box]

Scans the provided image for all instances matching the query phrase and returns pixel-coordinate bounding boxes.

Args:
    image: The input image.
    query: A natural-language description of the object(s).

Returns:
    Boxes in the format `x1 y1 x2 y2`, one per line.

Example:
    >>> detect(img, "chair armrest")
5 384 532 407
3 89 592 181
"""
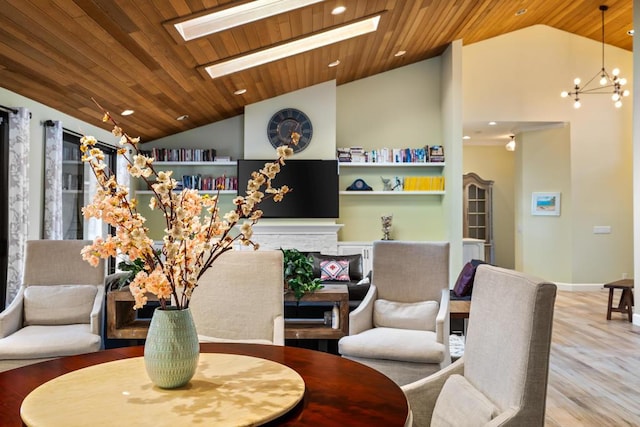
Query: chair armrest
435 288 451 366
348 284 377 335
90 286 105 336
0 287 25 338
272 315 284 346
401 357 464 427
435 288 450 342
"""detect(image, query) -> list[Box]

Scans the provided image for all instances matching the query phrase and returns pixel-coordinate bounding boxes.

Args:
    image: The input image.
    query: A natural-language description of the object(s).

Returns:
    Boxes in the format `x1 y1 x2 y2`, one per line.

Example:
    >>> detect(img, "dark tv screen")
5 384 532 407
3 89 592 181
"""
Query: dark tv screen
237 159 339 218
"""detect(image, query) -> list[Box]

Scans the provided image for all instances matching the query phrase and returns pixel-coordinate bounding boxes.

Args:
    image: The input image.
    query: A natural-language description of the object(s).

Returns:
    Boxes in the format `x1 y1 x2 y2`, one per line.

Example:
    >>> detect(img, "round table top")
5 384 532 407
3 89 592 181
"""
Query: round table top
21 353 305 427
0 343 409 426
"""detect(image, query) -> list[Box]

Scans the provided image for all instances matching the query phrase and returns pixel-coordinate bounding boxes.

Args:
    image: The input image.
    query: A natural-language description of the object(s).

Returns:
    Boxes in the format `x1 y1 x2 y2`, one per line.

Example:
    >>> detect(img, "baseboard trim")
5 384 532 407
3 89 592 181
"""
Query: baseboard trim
555 282 603 292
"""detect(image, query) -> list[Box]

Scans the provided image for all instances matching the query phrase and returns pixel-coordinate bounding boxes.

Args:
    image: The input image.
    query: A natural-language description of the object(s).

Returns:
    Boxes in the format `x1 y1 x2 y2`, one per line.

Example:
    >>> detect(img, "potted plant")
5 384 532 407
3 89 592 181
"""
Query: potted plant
282 248 323 299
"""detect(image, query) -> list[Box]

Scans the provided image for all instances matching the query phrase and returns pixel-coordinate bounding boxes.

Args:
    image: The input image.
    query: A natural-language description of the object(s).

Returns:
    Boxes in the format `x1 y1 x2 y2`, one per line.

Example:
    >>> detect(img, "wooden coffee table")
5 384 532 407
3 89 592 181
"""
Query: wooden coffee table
284 285 349 339
450 299 471 335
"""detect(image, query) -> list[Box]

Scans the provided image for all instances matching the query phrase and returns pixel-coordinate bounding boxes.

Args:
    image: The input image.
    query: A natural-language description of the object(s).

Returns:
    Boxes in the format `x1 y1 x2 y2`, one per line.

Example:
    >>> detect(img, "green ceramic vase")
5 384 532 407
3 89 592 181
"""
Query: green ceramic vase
144 307 199 389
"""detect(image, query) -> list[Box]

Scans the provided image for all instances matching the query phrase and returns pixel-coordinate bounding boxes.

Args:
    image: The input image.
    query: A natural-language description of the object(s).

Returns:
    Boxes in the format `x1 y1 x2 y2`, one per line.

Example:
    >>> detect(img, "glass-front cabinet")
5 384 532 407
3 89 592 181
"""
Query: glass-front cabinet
61 133 116 240
463 172 494 264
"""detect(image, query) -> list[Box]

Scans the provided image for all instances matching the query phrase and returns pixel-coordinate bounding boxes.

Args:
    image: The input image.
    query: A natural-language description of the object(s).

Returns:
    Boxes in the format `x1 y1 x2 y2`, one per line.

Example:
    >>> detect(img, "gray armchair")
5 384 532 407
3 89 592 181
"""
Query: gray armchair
402 265 557 427
338 241 450 386
0 240 106 372
190 250 284 345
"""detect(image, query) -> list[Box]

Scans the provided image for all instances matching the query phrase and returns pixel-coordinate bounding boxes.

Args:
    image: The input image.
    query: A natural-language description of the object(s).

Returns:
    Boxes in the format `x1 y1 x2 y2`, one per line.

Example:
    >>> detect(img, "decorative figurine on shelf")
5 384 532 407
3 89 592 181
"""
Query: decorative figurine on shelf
381 176 402 191
381 214 393 240
346 178 372 191
381 177 393 191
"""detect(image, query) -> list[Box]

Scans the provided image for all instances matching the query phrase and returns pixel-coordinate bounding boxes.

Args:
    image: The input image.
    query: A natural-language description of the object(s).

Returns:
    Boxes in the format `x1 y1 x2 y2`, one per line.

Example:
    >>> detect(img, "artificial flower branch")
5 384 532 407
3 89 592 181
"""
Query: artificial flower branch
81 101 294 310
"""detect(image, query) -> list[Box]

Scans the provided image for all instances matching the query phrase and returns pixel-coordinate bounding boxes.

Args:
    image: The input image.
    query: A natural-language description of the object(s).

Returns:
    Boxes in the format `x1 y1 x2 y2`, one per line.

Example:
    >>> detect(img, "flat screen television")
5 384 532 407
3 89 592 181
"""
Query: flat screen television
237 159 339 219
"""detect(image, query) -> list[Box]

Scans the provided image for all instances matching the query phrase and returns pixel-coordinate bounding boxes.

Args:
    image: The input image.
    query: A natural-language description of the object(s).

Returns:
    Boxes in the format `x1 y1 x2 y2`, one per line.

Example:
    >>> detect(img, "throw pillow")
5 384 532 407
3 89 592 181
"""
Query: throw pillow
373 299 439 331
320 260 350 281
310 253 363 281
24 285 98 326
453 259 487 297
431 374 498 426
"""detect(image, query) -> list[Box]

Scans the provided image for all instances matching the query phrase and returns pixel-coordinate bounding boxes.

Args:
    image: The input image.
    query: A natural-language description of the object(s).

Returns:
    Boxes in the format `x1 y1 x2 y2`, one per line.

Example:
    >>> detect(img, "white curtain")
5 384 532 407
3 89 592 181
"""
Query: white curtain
6 108 30 304
43 120 63 239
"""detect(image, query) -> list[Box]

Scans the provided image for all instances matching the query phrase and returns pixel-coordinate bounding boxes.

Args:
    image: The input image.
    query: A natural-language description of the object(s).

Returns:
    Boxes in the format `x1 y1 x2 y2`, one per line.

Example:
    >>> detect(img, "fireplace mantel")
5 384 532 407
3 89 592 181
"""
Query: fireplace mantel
248 223 344 253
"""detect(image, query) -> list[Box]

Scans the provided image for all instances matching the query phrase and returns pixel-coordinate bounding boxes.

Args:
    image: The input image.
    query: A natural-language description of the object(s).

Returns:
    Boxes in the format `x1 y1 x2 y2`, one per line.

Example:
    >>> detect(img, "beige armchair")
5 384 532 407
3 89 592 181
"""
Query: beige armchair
402 265 557 427
0 240 106 372
190 250 284 345
338 241 450 386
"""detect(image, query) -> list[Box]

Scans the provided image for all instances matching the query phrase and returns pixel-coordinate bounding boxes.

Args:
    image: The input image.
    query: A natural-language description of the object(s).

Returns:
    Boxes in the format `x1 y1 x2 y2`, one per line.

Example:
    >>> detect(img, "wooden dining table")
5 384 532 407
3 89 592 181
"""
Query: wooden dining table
0 343 410 426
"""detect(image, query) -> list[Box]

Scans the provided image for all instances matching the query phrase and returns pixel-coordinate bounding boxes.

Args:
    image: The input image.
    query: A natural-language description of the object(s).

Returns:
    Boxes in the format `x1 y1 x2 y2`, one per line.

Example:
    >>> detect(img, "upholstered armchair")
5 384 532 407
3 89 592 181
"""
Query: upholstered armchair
338 241 450 386
190 250 284 345
0 240 106 372
402 265 557 427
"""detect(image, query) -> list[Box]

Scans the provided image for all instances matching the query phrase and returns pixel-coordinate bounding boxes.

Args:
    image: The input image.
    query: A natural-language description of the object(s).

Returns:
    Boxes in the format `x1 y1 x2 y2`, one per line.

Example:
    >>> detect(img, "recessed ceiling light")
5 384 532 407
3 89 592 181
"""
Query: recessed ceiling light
203 15 381 79
332 6 346 15
394 50 406 57
488 121 497 126
463 135 471 140
328 59 340 67
515 8 527 16
176 115 189 121
172 0 325 41
121 109 134 116
628 29 635 36
234 88 247 95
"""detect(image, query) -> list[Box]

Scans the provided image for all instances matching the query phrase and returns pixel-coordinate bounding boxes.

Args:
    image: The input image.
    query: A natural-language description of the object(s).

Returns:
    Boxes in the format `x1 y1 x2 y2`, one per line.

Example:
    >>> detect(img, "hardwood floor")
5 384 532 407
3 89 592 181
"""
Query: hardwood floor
546 289 640 426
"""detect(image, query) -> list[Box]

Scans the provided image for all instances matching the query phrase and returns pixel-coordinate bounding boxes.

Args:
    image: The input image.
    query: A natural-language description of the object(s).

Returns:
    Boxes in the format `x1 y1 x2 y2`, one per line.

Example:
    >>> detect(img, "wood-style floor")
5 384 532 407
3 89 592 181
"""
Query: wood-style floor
546 289 640 426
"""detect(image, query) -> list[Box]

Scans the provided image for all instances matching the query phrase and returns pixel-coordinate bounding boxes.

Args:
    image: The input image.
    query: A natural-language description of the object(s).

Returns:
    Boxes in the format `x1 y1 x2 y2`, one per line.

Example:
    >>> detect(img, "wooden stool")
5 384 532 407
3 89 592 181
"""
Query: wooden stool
604 279 634 322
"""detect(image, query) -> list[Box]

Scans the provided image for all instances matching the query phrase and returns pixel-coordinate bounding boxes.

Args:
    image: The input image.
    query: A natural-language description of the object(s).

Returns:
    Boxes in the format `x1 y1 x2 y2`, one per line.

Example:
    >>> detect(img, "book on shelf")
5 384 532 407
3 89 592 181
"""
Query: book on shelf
402 176 445 191
428 145 445 162
336 148 352 162
181 174 237 191
141 148 218 162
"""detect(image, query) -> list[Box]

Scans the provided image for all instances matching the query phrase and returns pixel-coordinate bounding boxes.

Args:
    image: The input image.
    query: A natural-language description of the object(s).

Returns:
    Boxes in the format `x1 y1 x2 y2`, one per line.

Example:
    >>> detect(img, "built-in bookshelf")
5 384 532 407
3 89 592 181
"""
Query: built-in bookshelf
338 162 445 195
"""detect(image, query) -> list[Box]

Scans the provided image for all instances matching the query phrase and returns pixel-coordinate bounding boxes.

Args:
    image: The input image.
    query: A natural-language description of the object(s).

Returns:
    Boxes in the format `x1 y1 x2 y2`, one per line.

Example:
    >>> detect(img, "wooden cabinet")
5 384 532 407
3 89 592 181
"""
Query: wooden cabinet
463 172 494 264
337 242 373 277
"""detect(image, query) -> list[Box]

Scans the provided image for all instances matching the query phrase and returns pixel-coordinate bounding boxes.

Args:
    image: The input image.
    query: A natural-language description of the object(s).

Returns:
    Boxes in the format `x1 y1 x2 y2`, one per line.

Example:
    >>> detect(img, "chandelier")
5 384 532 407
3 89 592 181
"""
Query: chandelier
561 5 629 109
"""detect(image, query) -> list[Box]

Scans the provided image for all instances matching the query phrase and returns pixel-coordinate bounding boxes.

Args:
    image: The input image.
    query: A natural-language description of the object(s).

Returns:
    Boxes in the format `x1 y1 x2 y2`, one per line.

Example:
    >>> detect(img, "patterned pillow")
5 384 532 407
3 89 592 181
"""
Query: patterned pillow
320 260 350 281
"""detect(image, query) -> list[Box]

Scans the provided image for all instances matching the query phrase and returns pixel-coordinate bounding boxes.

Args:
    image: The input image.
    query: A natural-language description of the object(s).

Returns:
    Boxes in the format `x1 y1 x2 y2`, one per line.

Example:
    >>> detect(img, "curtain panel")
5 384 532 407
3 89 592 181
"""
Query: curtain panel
6 108 30 304
43 121 63 240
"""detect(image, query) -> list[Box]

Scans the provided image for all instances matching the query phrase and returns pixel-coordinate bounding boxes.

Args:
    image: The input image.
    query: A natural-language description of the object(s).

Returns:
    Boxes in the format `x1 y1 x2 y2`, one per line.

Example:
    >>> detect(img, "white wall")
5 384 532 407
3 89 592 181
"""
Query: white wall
148 115 244 160
244 80 336 160
0 87 115 240
464 25 633 283
336 57 448 243
633 0 640 325
516 127 573 282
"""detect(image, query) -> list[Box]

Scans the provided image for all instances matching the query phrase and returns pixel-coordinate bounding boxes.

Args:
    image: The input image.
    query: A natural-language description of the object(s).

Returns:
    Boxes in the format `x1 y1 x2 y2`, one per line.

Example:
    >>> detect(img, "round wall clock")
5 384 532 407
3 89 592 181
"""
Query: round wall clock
267 108 313 153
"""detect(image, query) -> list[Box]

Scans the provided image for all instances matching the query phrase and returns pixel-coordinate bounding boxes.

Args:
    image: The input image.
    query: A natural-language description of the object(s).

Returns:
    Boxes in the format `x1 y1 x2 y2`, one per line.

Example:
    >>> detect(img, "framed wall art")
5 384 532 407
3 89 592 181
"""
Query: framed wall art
531 192 561 216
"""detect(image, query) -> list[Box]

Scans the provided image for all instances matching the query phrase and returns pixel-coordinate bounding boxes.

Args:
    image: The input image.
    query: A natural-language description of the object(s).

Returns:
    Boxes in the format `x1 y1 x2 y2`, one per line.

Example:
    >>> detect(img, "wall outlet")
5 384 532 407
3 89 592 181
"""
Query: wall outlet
622 273 628 279
593 226 611 234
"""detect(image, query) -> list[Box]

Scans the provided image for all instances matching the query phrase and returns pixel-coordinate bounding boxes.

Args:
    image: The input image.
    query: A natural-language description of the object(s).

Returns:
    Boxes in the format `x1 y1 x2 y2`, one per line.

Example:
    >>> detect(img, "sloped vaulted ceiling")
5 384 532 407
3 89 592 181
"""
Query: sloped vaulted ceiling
0 0 633 141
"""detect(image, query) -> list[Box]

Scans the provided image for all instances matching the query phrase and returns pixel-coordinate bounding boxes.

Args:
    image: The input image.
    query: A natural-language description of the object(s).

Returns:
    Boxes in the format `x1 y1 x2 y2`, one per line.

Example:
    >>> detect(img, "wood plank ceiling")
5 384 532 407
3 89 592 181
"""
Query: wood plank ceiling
0 0 633 141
